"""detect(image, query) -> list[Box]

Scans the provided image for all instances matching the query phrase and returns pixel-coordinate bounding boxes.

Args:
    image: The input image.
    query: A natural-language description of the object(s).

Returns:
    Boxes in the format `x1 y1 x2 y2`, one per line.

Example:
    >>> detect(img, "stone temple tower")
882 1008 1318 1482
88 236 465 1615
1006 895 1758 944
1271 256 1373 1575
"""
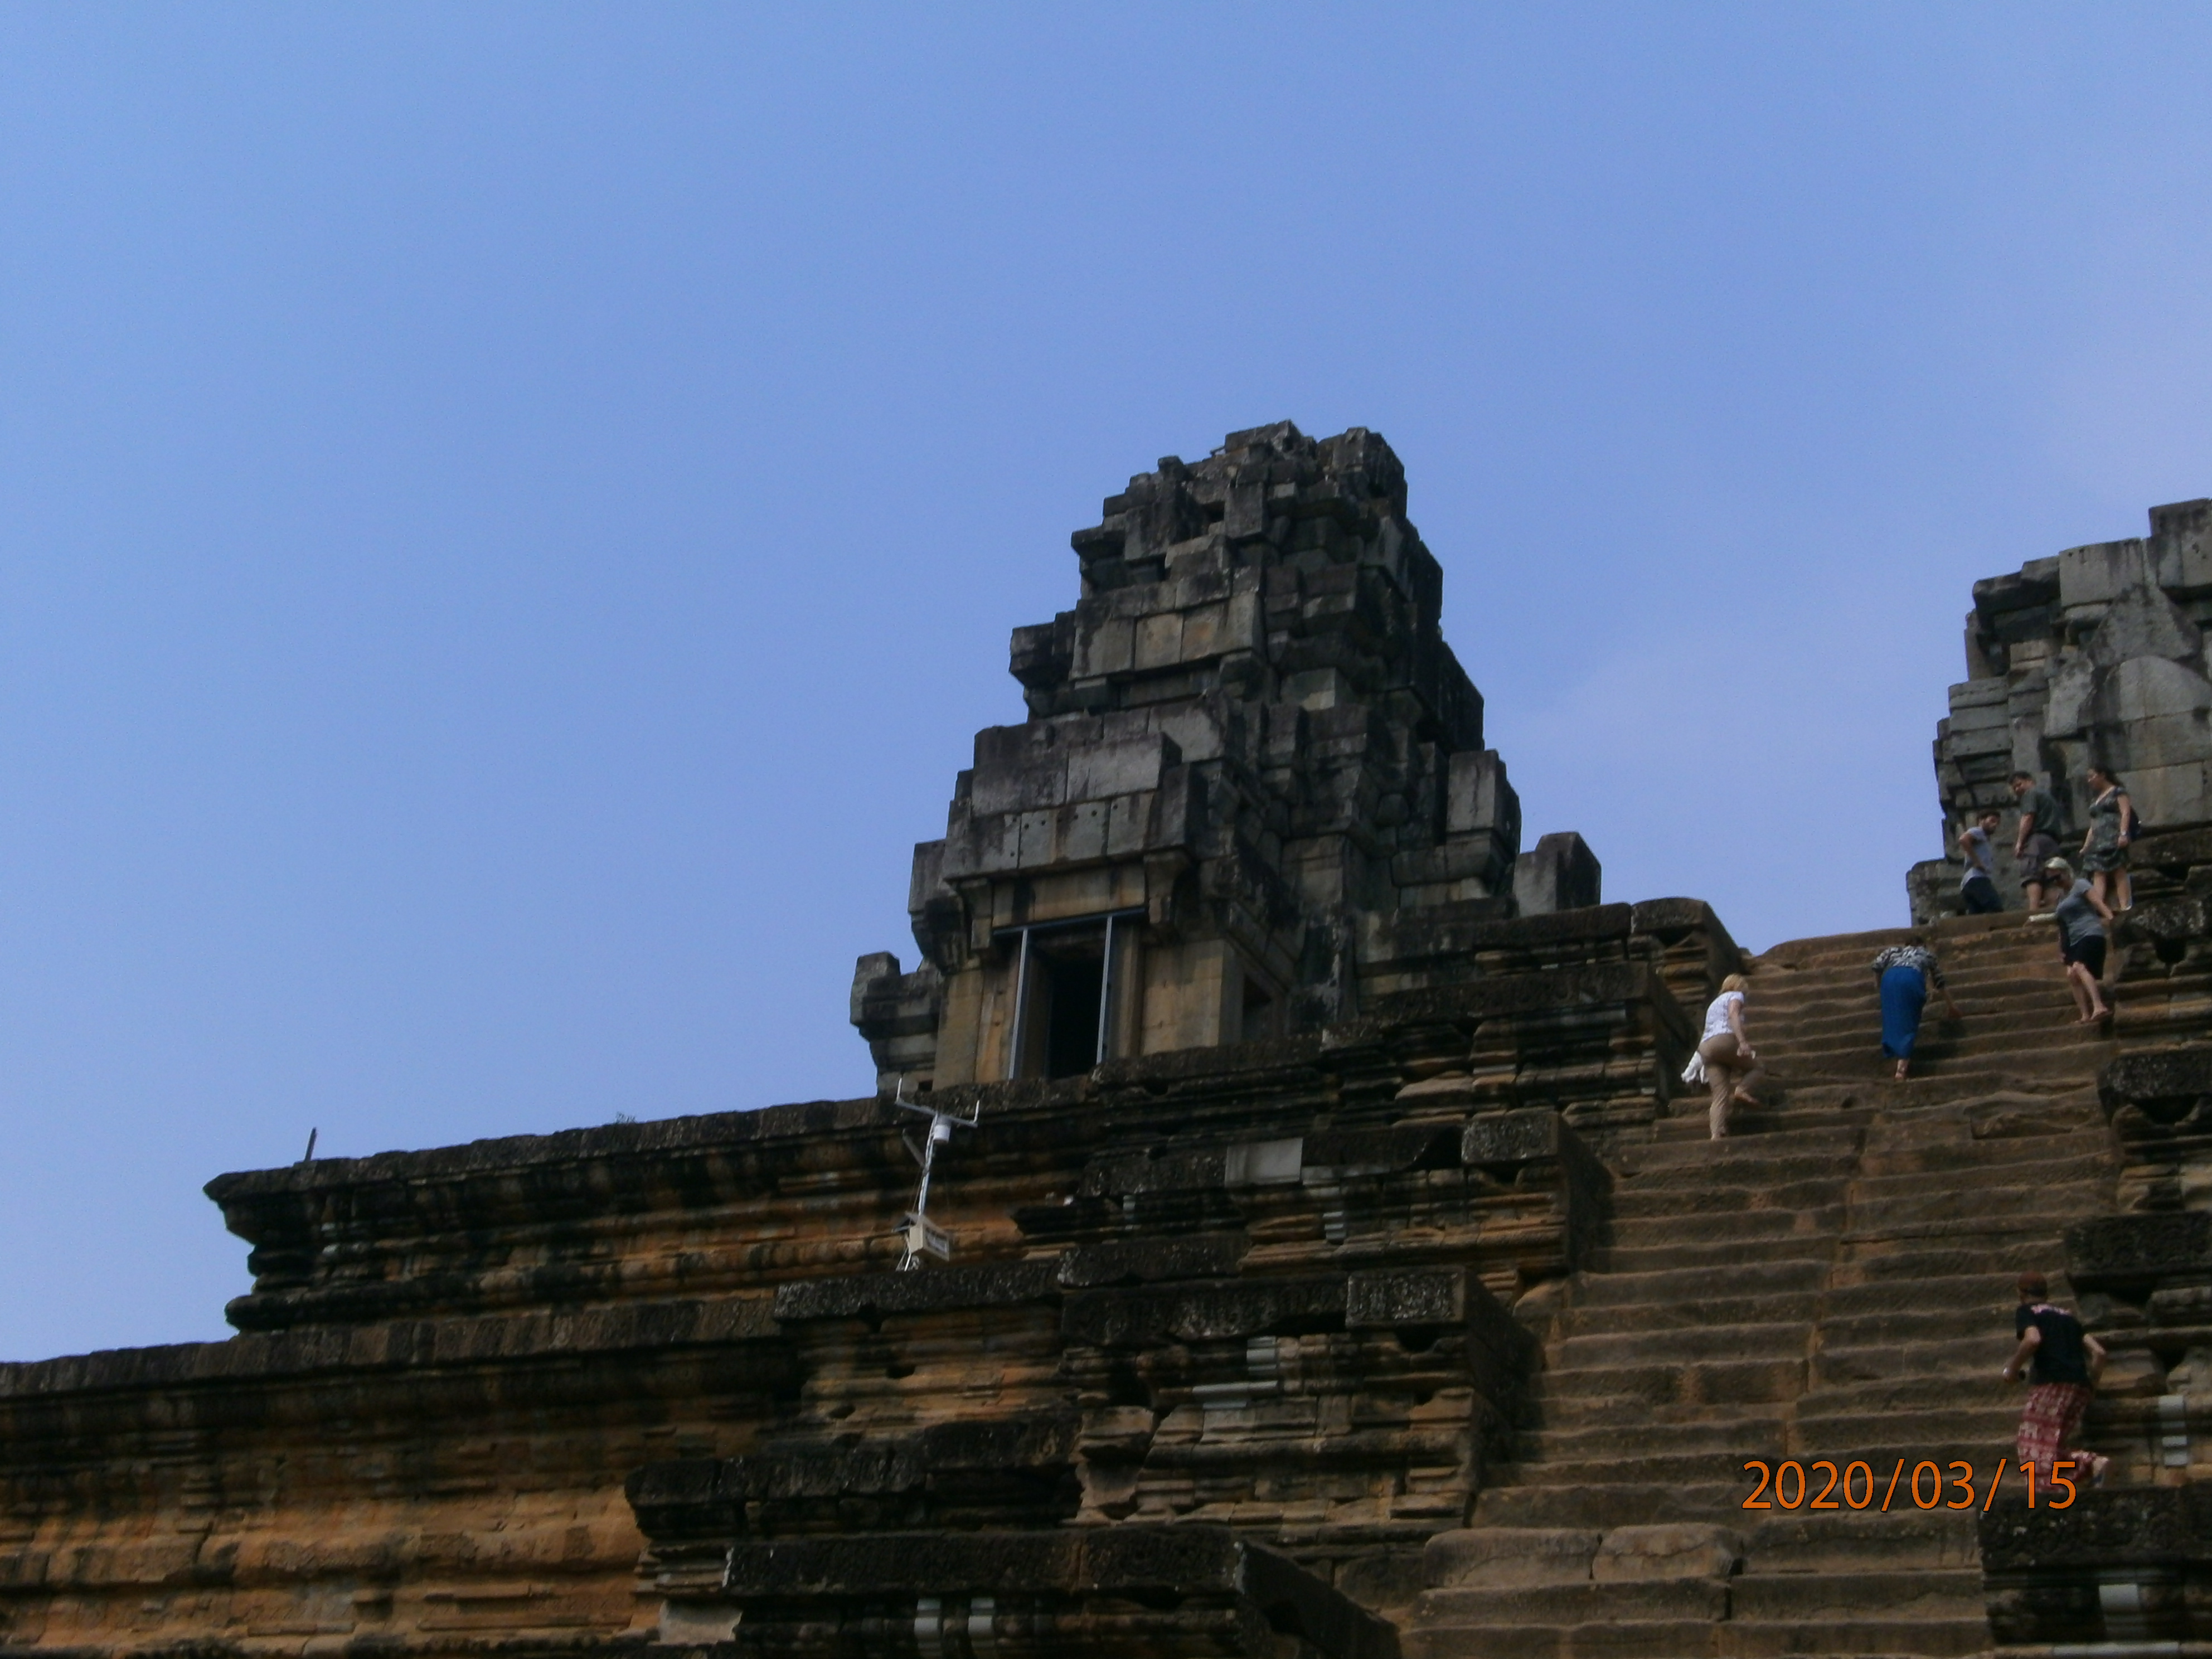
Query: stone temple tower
851 422 1599 1093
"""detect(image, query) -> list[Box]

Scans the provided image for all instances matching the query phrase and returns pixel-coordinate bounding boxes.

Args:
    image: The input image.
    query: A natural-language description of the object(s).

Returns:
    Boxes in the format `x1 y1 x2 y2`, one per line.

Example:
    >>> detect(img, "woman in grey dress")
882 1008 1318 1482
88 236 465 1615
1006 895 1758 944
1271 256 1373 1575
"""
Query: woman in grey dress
2045 857 2114 1024
2079 765 2136 915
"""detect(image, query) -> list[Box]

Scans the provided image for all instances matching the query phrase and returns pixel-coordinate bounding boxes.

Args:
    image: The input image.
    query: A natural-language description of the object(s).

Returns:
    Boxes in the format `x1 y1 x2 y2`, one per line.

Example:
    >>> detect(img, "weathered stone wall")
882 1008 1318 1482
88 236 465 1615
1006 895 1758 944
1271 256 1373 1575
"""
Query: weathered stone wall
0 897 1716 1657
1910 498 2212 922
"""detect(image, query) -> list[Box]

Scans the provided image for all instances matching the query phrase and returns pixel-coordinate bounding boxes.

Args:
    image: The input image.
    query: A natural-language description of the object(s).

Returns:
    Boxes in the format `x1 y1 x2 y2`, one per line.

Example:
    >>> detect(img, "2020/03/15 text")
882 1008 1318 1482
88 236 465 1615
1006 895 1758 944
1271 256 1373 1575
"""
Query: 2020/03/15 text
1743 1458 2086 1511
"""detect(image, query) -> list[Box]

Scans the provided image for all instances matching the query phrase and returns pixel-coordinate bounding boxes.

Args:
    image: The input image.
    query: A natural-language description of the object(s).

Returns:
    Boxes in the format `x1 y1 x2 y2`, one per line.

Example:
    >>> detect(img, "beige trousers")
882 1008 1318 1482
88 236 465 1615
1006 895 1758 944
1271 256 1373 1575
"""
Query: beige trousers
1699 1033 1764 1137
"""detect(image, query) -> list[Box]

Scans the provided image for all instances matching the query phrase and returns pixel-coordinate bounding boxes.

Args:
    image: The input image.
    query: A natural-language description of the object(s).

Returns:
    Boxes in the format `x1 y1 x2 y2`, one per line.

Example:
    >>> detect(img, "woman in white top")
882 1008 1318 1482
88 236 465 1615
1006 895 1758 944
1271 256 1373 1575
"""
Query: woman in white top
1698 973 1763 1139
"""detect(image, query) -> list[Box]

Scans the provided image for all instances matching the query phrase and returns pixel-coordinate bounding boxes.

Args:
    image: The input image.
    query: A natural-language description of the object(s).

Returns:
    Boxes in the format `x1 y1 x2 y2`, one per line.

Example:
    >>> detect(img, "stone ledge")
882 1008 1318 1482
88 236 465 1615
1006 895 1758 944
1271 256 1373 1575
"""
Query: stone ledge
692 1526 1400 1659
627 1411 1081 1540
2070 1211 2212 1290
772 1260 1063 1322
0 1294 782 1399
206 1095 897 1206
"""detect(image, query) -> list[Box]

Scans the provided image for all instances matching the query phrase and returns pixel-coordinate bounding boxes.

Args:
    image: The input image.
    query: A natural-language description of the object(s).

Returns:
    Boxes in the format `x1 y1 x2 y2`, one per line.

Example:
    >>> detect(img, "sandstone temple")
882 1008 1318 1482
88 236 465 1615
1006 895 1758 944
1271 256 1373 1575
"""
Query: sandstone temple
9 425 2212 1658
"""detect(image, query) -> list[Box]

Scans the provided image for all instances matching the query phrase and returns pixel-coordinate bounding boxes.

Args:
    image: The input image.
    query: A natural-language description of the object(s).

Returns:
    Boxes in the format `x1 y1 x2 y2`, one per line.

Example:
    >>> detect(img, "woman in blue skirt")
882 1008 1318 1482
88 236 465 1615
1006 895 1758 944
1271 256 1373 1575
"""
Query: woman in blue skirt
1871 940 1962 1082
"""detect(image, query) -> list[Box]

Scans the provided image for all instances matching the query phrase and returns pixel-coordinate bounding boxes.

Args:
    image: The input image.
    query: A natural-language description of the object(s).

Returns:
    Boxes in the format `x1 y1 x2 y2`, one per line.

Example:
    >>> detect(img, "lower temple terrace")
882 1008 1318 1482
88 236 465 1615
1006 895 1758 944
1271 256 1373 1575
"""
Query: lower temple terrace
6 428 2212 1658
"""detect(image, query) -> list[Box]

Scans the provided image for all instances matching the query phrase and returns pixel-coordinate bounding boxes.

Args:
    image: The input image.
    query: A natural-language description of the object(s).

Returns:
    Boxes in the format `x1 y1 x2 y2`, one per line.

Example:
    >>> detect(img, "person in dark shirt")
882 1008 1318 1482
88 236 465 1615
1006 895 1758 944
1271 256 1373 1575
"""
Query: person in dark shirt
2004 1270 2108 1483
2010 772 2068 913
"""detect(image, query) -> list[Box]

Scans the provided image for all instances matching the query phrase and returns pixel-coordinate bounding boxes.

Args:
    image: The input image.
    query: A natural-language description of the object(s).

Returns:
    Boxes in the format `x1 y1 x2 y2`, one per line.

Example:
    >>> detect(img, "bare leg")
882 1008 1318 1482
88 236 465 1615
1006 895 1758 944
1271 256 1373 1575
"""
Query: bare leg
1894 1055 1909 1081
1731 1054 1765 1109
2068 962 2109 1022
2090 871 2112 915
1700 1034 1741 1138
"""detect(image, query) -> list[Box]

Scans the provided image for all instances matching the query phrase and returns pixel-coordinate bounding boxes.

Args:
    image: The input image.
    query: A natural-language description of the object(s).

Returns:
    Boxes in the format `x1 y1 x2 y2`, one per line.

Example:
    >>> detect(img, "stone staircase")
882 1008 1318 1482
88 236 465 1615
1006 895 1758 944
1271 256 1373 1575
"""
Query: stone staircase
1404 912 2122 1658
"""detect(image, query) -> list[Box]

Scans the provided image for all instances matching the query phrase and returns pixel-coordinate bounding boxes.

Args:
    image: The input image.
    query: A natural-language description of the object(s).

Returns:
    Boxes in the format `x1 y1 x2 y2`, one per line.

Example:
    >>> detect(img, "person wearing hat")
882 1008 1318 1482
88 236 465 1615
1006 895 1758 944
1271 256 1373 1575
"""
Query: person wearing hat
2045 856 2114 1024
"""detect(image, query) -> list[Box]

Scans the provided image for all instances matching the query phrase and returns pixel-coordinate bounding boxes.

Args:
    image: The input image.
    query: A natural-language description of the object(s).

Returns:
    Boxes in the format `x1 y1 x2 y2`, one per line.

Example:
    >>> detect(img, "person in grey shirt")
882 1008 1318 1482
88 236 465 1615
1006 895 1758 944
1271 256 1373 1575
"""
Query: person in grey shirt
2045 857 2113 1024
1958 808 2003 914
2011 772 2067 913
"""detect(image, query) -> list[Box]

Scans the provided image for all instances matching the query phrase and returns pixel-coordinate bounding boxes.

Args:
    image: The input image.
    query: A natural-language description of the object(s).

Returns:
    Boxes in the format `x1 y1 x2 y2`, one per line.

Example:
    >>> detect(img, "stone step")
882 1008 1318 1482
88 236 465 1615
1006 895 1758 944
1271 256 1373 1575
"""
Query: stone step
1606 1160 2111 1225
1761 999 2067 1031
1765 946 2071 974
1570 1259 1833 1309
1850 1142 2114 1191
1742 1509 1979 1573
1778 1406 2026 1459
1812 1337 2010 1386
1502 1439 2022 1493
1413 1578 1730 1626
1821 1272 2046 1317
1760 1036 2107 1071
1472 1479 1750 1529
1760 1029 2089 1069
1761 1000 2088 1043
1754 999 2072 1035
1730 1568 1985 1621
1619 1149 1862 1187
1515 1417 1793 1465
1559 1290 1822 1337
1760 1076 2098 1114
1757 974 2029 1013
1843 1179 2108 1235
1652 1088 2088 1141
1535 1355 1809 1406
1530 1360 1819 1422
1816 1306 2024 1350
1408 1614 1992 1659
1839 1213 2077 1253
1750 984 2066 1021
1612 1180 1852 1220
1550 1321 1811 1370
1404 1618 1725 1659
1831 1238 2065 1283
1589 1238 1842 1275
1621 1126 2106 1189
1601 1207 1849 1248
1769 1026 2110 1068
1522 1403 2018 1465
1630 1126 1866 1166
1423 1526 1610 1589
1754 923 2052 964
1793 1374 2021 1419
1858 1132 2114 1185
1715 1615 1992 1657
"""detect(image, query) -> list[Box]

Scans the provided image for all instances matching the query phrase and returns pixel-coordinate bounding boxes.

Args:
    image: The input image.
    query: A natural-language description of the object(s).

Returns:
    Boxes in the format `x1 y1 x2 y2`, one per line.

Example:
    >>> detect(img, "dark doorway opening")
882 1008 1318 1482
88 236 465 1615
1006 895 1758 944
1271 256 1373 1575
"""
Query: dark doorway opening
1241 972 1277 1043
1041 949 1105 1080
1004 910 1139 1082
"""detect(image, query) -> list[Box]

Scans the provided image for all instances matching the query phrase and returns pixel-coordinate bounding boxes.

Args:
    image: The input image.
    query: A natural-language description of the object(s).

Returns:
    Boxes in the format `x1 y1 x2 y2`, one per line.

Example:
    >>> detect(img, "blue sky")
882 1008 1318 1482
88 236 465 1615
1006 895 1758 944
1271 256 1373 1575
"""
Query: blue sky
2 5 2208 1359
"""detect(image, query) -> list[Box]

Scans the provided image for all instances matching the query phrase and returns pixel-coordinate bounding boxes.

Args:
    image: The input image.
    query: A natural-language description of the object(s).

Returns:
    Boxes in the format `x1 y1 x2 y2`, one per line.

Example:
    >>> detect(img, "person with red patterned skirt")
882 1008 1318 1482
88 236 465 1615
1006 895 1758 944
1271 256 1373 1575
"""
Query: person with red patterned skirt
2004 1270 2109 1485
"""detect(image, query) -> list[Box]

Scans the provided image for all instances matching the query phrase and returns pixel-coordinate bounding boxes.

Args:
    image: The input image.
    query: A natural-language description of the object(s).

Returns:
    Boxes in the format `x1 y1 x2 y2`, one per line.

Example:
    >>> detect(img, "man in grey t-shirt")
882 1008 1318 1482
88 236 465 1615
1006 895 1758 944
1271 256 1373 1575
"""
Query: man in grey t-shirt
2011 772 2067 912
